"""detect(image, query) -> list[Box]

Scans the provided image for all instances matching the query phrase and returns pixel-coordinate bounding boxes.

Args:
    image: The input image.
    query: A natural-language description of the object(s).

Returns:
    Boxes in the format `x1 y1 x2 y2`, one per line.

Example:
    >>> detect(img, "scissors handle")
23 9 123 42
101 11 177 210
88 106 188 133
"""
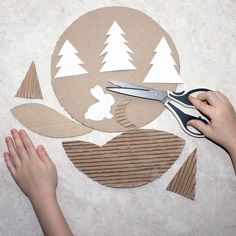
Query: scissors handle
165 101 208 138
168 88 210 108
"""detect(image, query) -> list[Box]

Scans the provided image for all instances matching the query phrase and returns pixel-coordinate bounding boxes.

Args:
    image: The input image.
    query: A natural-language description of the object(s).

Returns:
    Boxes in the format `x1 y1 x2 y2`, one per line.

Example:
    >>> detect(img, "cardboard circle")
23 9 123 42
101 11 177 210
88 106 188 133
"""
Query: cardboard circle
51 6 179 132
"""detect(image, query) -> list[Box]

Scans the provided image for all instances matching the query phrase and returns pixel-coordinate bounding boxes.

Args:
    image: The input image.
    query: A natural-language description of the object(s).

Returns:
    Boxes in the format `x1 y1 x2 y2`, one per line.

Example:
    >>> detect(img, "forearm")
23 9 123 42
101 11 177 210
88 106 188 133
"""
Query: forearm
227 132 236 174
229 148 236 174
30 194 73 236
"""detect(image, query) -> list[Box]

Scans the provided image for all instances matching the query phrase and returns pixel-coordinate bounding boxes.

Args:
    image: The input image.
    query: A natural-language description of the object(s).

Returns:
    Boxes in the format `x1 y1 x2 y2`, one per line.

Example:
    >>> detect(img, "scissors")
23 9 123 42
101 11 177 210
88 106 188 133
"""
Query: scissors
107 80 210 138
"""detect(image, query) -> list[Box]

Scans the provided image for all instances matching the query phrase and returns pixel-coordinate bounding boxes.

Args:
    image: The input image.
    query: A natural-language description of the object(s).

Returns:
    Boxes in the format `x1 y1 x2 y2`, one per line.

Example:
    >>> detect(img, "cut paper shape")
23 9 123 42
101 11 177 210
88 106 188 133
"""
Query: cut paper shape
144 37 183 84
55 40 88 78
51 6 180 132
62 129 185 188
166 149 197 200
11 103 91 138
100 21 136 72
114 99 137 129
85 85 115 121
15 61 43 99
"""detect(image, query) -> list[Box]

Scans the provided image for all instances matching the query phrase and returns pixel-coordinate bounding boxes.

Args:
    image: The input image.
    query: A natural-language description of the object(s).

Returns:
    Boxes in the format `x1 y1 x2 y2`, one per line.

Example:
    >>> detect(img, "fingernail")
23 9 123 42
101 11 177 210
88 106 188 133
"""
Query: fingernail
5 137 10 143
19 129 26 137
11 129 17 136
38 145 44 150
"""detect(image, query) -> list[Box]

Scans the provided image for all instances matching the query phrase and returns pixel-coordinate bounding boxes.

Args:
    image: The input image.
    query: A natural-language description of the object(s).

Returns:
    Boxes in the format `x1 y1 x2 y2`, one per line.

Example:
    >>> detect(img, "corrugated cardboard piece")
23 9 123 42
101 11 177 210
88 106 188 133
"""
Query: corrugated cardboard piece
62 129 185 188
166 149 197 200
51 6 180 132
11 103 91 138
15 61 43 99
114 99 137 129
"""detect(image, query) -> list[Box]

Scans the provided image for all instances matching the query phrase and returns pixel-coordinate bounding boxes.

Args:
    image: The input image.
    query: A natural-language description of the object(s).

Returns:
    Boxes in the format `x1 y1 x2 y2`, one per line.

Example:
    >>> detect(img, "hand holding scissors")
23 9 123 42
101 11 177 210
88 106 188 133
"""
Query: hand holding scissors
107 80 210 138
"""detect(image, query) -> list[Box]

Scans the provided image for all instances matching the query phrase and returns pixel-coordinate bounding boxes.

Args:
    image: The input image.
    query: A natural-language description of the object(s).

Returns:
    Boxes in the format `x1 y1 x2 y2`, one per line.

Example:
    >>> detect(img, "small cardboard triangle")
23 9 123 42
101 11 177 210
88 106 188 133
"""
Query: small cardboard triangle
166 149 197 200
15 61 43 99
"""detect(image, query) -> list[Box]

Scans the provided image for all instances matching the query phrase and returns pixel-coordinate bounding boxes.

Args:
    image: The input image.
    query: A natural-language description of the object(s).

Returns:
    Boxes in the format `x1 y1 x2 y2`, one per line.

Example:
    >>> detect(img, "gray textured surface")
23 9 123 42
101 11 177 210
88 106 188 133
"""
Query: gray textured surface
0 1 236 235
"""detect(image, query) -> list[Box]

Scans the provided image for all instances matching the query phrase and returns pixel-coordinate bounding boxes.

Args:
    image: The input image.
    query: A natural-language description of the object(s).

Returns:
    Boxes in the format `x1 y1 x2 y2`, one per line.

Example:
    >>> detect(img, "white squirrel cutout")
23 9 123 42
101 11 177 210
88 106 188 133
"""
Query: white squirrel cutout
85 85 115 121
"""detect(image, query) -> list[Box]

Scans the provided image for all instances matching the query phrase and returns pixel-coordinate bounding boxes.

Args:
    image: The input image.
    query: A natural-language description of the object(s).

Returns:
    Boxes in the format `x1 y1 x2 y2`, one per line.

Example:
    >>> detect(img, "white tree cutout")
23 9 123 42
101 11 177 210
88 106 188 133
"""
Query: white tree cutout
100 21 136 72
55 40 88 78
143 37 183 83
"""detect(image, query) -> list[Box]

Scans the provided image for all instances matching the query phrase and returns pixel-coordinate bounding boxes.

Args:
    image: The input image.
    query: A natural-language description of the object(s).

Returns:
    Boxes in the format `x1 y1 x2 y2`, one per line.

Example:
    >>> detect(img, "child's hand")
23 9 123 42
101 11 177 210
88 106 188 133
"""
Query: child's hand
4 129 57 202
188 91 236 155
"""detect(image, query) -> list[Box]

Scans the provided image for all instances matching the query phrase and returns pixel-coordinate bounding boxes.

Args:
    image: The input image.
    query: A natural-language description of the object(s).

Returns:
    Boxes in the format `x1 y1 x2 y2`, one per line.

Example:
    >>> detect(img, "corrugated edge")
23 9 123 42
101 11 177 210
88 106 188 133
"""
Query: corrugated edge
166 149 197 200
15 61 43 99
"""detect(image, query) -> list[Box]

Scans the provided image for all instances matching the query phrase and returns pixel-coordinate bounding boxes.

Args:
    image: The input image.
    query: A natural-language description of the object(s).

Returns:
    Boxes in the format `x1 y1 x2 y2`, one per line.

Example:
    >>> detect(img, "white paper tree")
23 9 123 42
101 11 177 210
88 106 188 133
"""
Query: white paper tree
55 40 88 78
143 37 183 83
100 21 136 72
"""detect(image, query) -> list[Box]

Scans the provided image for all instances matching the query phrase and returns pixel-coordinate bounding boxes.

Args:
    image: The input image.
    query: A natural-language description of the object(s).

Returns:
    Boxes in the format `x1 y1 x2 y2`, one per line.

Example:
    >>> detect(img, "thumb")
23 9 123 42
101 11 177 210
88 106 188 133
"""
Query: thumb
188 119 210 136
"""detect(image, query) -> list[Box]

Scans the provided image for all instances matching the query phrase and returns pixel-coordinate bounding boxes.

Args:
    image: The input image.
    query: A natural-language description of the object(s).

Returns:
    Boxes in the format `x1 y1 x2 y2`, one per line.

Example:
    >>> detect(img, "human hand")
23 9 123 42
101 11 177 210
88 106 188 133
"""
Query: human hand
4 129 58 202
188 91 236 155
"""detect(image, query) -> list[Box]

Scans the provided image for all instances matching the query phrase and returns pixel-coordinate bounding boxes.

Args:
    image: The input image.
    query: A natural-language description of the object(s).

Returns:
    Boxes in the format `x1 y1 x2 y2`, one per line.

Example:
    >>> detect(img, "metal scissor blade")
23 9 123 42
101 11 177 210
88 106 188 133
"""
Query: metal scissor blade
108 80 150 90
107 87 168 103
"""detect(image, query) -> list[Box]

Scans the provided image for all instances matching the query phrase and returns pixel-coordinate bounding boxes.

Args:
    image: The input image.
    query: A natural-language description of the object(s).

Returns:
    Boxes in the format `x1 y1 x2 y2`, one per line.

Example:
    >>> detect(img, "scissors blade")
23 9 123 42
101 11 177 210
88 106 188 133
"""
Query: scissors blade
107 87 168 103
108 80 150 90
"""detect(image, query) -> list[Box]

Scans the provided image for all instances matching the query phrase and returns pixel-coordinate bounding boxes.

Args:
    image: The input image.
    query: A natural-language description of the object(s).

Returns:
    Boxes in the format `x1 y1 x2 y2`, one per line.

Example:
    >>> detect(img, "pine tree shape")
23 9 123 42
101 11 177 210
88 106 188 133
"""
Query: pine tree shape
100 21 136 72
15 61 43 99
166 149 197 200
55 40 88 78
143 37 183 83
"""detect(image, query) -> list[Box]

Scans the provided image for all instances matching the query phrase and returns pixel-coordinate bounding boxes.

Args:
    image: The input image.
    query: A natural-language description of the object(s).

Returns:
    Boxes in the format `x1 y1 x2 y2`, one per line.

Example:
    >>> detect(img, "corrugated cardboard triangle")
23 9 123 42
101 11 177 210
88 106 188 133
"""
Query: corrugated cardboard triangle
166 149 197 200
15 61 43 99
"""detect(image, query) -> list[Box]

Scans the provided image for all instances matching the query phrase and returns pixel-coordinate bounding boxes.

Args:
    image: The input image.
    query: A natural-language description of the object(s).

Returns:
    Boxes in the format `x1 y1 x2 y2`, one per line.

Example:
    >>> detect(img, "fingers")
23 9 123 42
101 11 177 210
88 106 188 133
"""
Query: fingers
189 96 213 118
187 119 211 136
215 91 233 106
196 91 221 106
19 129 37 159
215 91 226 103
5 136 21 167
37 145 53 166
11 129 29 161
4 152 16 176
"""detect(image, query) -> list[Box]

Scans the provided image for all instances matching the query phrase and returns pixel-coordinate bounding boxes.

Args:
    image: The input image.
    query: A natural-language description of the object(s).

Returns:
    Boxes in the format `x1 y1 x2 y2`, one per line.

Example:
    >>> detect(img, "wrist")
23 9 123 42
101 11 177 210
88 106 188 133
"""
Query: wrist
30 191 57 207
229 147 236 159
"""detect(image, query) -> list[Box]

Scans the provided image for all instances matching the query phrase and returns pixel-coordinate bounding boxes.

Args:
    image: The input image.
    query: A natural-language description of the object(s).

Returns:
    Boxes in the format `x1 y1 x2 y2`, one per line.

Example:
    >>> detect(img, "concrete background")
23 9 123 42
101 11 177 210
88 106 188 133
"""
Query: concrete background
0 0 235 235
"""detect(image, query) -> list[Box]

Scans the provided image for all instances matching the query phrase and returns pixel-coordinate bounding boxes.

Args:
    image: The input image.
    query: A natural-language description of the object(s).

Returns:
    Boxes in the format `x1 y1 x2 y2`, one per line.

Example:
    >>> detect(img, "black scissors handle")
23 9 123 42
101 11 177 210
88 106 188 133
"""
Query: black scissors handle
165 101 208 138
168 88 210 108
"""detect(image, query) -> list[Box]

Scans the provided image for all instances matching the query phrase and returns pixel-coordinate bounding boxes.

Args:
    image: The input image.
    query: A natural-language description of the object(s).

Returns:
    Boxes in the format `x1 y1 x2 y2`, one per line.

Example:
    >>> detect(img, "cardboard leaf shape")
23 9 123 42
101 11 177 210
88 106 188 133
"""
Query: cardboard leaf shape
11 103 91 138
15 61 43 99
114 99 137 129
166 149 197 200
62 129 185 188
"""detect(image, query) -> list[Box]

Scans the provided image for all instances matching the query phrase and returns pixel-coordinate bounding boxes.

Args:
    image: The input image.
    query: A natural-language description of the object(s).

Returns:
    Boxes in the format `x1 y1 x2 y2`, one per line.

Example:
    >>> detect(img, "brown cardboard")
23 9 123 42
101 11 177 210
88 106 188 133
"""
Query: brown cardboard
114 99 137 129
166 149 197 200
15 61 43 99
51 7 180 132
11 103 91 138
62 129 185 188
